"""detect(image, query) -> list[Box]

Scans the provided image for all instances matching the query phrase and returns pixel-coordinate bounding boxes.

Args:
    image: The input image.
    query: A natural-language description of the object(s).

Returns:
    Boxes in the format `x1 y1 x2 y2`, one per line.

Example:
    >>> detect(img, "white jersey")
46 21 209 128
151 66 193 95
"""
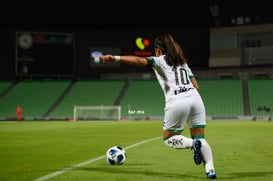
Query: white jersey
147 55 206 130
148 55 198 104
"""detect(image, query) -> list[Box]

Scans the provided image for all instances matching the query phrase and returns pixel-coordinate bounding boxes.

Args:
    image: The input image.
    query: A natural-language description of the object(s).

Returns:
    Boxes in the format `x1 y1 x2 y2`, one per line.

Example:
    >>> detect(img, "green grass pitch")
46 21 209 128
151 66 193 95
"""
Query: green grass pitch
0 120 273 181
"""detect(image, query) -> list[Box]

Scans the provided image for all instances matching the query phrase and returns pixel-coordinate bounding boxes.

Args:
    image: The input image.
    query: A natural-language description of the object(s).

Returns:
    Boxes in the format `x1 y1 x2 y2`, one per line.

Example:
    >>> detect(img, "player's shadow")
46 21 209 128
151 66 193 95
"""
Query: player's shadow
76 167 273 180
76 165 201 179
227 171 273 179
202 171 273 180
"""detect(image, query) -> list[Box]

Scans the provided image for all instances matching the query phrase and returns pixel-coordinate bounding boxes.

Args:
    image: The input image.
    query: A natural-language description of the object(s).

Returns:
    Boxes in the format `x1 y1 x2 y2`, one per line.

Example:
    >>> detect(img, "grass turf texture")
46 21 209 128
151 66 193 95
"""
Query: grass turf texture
0 120 273 181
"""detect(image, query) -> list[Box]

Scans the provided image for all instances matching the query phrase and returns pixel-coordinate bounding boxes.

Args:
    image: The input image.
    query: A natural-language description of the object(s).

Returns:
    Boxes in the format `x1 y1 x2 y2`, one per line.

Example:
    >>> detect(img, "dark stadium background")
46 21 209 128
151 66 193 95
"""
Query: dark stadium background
0 0 272 80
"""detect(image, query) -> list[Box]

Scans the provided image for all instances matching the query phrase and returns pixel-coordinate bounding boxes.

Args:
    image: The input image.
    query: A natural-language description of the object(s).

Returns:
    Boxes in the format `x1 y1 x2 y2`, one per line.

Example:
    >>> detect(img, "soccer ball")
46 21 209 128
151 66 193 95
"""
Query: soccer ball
106 146 127 165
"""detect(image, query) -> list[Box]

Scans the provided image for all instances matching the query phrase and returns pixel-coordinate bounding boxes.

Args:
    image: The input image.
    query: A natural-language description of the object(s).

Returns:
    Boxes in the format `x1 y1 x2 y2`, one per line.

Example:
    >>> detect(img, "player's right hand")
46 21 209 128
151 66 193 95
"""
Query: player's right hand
99 55 115 63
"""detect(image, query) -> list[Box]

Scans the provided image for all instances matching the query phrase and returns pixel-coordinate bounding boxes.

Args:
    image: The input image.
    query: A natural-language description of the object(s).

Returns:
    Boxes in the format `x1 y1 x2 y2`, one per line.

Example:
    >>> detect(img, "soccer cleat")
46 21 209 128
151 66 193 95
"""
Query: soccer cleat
192 139 203 165
206 169 217 179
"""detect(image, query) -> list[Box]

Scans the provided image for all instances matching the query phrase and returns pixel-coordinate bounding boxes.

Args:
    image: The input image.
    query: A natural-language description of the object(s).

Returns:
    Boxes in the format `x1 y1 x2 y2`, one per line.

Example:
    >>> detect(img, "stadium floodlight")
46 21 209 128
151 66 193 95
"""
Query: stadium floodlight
73 105 121 121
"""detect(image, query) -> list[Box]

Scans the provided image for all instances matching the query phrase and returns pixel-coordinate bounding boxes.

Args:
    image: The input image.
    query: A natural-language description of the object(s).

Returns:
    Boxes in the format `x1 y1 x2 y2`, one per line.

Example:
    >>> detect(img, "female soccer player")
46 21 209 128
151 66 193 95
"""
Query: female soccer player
99 34 216 179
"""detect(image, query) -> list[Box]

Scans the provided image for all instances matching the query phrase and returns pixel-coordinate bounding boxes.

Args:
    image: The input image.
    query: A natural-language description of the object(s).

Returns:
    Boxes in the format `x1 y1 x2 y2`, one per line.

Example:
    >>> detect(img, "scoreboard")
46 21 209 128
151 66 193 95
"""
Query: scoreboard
16 32 75 78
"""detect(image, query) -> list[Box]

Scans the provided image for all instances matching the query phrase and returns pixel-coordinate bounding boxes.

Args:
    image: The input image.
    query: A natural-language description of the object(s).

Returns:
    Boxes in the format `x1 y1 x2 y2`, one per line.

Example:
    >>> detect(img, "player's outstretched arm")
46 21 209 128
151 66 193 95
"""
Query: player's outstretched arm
99 55 148 66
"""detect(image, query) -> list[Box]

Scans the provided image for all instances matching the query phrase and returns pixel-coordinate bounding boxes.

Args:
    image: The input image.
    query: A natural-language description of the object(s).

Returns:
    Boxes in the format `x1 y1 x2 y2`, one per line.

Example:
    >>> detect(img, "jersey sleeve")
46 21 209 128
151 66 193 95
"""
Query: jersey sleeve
185 63 195 78
146 57 157 68
146 56 166 68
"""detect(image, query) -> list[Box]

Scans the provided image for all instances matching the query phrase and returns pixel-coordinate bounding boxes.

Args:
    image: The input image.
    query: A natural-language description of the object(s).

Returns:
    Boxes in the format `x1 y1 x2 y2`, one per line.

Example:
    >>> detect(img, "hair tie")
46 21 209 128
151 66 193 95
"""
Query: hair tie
154 43 165 51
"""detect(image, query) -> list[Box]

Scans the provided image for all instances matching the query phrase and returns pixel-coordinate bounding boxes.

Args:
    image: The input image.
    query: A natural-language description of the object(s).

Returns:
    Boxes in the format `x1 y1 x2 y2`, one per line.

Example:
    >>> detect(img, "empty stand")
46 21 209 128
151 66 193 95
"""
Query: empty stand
1 78 271 120
198 79 244 116
120 80 164 119
0 81 13 94
48 80 125 118
0 80 71 119
248 79 273 116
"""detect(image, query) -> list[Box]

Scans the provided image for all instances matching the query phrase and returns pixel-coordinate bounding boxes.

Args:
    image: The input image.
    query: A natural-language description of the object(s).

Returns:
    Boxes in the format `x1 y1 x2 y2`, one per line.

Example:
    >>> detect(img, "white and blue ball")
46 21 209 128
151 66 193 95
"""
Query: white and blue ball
106 146 126 165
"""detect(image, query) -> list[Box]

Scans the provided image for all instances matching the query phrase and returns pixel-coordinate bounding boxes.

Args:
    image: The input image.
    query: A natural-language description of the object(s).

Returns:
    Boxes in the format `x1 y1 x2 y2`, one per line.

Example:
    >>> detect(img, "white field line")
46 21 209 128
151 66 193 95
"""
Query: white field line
33 136 161 181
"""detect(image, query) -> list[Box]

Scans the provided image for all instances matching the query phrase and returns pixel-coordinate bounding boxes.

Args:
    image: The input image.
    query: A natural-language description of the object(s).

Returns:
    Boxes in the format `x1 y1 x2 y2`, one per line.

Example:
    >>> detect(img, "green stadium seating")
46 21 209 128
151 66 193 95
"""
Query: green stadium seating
248 79 273 116
49 80 125 118
0 80 71 118
120 80 164 119
198 79 244 116
1 78 271 120
0 81 13 95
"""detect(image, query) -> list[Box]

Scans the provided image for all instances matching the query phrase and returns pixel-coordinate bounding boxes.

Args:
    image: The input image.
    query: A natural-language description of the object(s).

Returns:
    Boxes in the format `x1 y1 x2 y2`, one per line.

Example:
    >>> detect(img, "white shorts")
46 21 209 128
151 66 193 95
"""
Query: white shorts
163 92 206 132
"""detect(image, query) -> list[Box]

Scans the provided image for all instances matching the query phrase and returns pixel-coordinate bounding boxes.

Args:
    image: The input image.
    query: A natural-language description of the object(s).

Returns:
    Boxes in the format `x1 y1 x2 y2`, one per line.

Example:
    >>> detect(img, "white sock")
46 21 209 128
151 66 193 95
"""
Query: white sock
199 139 215 173
164 135 193 149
